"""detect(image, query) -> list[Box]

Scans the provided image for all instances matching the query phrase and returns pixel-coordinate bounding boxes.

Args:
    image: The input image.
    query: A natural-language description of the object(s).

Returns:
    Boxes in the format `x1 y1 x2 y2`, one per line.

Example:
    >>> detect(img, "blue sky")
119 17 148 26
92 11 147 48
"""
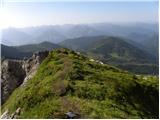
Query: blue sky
0 1 158 28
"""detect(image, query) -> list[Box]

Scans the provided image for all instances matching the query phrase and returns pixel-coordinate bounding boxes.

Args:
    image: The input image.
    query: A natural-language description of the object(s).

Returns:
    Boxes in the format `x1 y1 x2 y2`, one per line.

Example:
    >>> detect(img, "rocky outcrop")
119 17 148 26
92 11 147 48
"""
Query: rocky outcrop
21 51 49 86
1 60 26 104
1 107 21 119
10 107 21 119
0 110 10 119
1 51 49 104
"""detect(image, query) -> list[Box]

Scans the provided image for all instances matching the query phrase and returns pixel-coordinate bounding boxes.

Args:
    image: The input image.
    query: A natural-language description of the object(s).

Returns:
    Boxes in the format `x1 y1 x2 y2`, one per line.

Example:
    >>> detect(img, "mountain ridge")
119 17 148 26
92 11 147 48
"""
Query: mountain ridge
1 41 60 59
60 36 158 74
2 48 158 119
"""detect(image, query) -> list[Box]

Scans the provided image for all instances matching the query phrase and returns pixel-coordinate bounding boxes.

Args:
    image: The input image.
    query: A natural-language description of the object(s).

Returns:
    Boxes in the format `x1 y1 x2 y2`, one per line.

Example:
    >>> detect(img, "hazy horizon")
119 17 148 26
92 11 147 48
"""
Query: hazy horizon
0 1 158 29
1 21 158 30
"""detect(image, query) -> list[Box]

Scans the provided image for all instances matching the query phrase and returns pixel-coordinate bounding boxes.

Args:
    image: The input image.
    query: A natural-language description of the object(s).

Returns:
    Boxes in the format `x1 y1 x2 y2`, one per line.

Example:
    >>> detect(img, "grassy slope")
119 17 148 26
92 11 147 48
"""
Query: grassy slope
2 48 158 119
60 36 158 75
89 37 155 63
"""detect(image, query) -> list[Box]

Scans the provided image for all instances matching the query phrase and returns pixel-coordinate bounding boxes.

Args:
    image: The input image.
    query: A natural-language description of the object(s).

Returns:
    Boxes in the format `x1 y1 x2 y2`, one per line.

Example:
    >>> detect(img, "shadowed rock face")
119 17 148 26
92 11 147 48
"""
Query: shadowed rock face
1 60 26 104
1 51 49 104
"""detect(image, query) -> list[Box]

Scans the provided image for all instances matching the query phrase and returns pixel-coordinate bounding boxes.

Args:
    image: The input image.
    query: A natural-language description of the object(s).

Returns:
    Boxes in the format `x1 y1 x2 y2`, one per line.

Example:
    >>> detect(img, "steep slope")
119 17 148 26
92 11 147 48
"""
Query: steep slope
60 36 158 74
2 48 158 119
1 60 26 104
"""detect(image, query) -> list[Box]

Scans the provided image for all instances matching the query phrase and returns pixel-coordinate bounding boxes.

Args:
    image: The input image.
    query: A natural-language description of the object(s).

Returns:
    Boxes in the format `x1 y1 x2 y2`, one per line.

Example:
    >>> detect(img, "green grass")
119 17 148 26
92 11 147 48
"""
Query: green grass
2 48 159 119
110 52 119 58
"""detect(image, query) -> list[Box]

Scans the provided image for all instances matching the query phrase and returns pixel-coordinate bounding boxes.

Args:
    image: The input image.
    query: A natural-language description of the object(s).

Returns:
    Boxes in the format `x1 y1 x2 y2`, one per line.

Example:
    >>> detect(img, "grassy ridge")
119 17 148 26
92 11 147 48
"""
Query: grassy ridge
2 48 158 118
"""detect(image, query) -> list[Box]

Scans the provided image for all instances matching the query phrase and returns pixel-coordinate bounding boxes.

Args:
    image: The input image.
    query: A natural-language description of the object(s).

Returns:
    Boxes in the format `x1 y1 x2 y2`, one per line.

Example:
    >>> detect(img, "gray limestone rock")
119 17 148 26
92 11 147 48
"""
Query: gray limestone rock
1 51 49 104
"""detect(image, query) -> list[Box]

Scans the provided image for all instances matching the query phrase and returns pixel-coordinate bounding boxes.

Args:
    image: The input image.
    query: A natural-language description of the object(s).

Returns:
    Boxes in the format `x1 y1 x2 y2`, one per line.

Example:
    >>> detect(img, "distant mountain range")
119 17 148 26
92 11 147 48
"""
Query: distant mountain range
1 23 158 74
2 35 158 74
1 42 60 59
1 23 158 58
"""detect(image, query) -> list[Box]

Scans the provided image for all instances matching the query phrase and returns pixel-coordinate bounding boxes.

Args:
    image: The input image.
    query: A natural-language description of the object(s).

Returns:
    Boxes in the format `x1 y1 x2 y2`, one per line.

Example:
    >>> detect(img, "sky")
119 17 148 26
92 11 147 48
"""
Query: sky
0 0 159 28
